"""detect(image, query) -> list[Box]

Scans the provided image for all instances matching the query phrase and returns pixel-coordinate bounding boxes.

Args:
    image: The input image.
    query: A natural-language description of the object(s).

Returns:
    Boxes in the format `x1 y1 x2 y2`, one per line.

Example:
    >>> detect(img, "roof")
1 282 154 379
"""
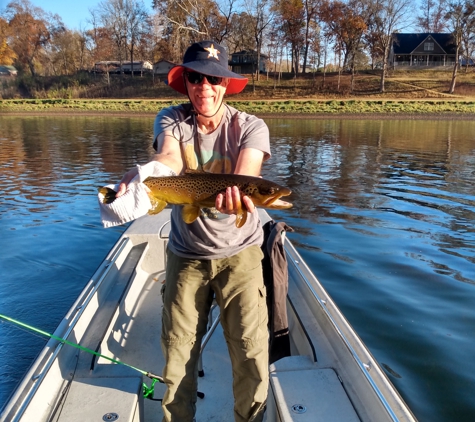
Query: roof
392 33 456 55
0 65 18 74
154 59 175 65
231 49 269 59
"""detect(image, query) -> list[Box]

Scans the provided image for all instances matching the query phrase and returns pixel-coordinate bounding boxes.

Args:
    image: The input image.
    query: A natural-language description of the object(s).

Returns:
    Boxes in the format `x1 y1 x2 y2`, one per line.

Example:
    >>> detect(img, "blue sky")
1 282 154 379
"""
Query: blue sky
13 0 152 31
29 0 99 30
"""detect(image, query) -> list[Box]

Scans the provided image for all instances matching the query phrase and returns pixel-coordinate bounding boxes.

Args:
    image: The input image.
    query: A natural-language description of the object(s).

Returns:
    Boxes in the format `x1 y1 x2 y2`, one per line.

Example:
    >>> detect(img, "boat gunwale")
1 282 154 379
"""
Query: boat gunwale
0 238 131 422
284 239 417 421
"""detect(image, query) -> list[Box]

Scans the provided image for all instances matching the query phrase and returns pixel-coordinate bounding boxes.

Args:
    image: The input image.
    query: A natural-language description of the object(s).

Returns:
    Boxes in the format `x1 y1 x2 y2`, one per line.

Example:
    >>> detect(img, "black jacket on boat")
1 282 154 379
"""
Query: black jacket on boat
261 219 294 364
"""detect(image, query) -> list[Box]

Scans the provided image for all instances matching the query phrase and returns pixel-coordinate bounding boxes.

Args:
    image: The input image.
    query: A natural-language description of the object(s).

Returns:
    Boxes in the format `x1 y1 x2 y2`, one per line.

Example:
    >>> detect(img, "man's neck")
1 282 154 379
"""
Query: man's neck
195 104 225 134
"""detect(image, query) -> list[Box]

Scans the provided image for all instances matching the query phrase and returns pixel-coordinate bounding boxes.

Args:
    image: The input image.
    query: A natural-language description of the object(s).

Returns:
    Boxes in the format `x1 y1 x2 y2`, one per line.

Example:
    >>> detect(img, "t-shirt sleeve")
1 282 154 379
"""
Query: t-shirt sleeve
153 106 181 151
238 114 271 161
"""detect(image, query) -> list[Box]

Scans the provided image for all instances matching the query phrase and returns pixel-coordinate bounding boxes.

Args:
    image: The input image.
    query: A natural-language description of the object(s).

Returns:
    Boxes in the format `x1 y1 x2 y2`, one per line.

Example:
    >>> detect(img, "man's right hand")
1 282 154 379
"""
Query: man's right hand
116 167 139 198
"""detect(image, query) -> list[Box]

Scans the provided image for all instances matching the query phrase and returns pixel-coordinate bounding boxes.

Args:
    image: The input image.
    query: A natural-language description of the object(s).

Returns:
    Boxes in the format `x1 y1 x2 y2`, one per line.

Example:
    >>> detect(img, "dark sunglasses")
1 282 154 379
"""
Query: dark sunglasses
185 71 223 85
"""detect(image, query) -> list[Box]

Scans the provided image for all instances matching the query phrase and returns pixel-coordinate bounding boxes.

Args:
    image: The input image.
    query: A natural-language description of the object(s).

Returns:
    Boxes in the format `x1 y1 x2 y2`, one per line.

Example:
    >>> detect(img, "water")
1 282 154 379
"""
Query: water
1 115 474 421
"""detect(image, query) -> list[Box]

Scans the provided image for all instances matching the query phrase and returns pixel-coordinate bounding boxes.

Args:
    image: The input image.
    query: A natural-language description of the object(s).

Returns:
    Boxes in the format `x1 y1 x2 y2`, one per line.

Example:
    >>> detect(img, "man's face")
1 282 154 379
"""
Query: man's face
185 71 228 116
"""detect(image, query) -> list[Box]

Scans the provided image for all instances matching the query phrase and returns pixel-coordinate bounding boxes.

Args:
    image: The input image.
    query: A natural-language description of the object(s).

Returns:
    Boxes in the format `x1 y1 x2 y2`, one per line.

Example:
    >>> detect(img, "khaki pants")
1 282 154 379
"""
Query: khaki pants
161 245 269 422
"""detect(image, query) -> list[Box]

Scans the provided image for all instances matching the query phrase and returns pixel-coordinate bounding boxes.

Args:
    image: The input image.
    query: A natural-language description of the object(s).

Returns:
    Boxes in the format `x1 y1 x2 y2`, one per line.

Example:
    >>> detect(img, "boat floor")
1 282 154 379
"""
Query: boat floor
114 271 236 421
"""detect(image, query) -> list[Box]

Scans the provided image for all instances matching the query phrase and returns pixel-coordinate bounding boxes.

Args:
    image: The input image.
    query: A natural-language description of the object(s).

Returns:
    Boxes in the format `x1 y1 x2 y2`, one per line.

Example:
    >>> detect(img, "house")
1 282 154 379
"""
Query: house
93 61 121 73
389 33 457 68
120 61 153 74
93 61 153 74
229 50 268 74
153 59 175 76
0 65 18 77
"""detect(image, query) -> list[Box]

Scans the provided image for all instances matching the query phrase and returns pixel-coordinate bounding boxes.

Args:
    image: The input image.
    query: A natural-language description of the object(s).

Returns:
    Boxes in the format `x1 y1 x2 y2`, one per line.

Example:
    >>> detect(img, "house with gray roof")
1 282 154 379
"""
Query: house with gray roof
389 33 457 68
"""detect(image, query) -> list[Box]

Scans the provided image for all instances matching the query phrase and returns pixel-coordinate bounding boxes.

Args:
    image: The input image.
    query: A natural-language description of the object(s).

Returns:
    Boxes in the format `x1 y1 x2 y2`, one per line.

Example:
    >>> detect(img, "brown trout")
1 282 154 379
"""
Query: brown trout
99 172 292 228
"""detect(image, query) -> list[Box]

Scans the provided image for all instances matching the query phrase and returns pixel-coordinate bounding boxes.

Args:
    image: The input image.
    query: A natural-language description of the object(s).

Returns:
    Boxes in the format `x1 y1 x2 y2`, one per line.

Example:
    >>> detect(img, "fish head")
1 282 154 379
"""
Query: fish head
243 180 293 209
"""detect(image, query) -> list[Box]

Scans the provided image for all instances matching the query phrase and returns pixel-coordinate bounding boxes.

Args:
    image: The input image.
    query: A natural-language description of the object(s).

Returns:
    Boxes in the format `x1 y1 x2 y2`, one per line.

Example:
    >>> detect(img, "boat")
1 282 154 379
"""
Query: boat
0 209 417 422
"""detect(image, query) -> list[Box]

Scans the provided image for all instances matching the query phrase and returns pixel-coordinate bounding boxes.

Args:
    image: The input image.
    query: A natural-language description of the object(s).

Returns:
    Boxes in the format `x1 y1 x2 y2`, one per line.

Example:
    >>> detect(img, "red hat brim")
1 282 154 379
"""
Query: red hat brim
167 65 248 96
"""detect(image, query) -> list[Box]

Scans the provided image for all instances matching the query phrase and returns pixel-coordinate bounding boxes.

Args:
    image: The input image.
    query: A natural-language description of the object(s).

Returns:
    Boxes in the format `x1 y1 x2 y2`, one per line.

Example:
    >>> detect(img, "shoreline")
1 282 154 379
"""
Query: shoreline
2 110 475 120
2 98 475 119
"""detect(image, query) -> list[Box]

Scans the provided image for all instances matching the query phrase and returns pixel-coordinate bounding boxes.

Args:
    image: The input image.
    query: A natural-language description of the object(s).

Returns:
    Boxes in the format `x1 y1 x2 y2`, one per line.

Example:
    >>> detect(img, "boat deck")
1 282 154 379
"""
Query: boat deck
0 210 417 422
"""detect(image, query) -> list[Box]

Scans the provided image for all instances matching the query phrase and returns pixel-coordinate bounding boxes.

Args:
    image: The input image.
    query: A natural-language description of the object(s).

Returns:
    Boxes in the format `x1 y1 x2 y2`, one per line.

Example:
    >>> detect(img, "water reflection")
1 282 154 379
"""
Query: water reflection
1 115 475 422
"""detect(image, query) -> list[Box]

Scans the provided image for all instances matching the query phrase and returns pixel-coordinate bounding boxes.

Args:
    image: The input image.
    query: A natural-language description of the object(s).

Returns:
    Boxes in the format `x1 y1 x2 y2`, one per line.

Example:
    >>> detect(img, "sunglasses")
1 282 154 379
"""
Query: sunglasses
185 71 223 85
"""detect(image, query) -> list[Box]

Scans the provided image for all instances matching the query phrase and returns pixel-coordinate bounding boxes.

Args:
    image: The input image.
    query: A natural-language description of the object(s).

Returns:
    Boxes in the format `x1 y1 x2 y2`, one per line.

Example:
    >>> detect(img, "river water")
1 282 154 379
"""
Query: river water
0 115 474 421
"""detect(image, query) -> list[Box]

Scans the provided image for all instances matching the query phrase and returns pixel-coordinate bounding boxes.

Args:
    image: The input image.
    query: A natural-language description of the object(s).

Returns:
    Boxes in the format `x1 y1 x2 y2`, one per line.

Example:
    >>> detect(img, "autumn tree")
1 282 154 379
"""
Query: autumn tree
274 0 305 75
0 17 16 65
319 0 368 92
227 11 256 52
3 0 57 75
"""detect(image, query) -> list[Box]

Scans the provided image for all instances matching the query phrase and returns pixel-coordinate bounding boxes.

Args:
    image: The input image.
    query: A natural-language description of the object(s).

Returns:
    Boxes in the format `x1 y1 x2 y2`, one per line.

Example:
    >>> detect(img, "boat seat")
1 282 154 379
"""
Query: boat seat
56 369 143 422
267 356 360 422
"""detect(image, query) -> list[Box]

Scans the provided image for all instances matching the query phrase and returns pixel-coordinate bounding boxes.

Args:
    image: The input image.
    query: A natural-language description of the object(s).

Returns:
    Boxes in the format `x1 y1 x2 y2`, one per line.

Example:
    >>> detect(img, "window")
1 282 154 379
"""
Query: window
424 42 434 51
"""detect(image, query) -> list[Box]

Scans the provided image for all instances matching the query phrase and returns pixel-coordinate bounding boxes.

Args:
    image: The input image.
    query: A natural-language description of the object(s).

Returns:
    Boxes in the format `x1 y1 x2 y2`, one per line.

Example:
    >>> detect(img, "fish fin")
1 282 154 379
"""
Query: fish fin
98 187 118 204
182 205 201 224
184 169 208 174
235 208 248 228
147 195 168 215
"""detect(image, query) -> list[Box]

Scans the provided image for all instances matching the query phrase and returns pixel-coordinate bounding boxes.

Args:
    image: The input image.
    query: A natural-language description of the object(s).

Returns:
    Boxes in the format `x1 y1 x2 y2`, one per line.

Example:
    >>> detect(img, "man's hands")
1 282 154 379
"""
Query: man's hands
215 186 256 214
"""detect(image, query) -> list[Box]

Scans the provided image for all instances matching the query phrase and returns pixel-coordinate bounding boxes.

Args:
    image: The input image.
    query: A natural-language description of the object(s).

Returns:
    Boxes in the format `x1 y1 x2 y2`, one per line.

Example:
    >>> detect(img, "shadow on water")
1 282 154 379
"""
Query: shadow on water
1 116 475 421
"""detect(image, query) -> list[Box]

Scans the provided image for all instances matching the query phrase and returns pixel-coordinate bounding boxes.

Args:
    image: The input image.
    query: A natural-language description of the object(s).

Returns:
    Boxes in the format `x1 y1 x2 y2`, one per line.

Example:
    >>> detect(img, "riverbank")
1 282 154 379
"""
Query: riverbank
2 98 475 117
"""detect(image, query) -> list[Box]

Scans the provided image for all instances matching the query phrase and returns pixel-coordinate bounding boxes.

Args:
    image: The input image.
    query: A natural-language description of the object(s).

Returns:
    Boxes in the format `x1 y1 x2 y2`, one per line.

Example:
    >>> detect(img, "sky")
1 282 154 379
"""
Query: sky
1 0 152 31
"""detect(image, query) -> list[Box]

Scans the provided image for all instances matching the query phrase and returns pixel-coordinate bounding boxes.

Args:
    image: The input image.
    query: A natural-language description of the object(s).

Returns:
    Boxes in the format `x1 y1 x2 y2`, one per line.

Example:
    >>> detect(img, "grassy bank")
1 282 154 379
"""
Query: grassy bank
2 97 475 115
2 68 475 115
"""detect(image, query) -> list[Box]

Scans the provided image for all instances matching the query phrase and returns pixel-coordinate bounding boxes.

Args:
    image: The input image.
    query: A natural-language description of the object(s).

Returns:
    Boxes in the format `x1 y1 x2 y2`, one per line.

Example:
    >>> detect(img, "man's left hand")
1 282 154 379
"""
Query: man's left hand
215 186 256 214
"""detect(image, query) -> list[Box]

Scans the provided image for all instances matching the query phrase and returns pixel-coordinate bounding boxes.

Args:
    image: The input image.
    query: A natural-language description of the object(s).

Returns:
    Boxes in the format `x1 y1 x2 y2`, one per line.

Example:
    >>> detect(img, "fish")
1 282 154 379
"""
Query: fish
99 172 292 228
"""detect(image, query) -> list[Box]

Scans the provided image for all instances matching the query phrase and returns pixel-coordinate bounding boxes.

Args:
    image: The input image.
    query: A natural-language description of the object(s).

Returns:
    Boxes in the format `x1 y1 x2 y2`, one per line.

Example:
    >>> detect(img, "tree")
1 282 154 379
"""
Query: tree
0 17 16 65
369 0 411 92
93 0 151 75
274 0 305 75
417 0 449 32
4 0 55 75
124 0 150 76
319 0 368 92
445 0 475 93
302 0 321 73
243 0 274 85
227 11 256 52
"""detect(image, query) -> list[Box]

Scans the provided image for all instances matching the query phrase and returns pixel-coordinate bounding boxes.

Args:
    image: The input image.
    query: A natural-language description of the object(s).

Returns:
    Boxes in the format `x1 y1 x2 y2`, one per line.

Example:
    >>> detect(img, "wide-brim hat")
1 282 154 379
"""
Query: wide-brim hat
167 40 248 95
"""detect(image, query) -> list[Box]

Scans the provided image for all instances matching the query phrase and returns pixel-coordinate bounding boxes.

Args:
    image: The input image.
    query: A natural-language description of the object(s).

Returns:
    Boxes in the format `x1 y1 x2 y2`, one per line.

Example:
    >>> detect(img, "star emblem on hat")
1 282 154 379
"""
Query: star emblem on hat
204 44 220 60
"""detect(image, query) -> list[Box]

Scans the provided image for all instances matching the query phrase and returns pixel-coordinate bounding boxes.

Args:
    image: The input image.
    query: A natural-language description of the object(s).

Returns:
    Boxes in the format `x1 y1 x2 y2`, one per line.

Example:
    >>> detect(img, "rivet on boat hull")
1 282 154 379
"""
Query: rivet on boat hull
291 404 307 414
103 413 119 421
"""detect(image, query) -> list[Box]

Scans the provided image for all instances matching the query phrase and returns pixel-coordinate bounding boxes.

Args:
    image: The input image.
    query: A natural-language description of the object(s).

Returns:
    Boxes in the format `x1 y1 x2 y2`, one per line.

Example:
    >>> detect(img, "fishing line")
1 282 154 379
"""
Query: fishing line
0 313 164 399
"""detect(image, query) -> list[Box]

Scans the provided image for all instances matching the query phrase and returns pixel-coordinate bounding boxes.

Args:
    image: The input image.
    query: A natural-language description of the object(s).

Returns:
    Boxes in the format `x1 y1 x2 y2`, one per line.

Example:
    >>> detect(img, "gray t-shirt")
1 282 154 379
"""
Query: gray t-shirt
153 103 271 259
154 104 270 259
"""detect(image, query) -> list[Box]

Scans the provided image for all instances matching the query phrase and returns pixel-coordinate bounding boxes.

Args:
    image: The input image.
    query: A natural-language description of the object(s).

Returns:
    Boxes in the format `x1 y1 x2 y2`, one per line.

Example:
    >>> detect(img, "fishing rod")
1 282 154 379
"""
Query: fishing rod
0 313 164 399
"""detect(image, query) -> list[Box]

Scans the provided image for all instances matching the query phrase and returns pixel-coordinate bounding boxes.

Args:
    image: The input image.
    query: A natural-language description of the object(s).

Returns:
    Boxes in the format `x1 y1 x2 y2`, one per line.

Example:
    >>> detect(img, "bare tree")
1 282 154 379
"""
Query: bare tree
370 0 411 92
243 0 274 86
417 0 449 32
124 0 150 76
445 0 475 93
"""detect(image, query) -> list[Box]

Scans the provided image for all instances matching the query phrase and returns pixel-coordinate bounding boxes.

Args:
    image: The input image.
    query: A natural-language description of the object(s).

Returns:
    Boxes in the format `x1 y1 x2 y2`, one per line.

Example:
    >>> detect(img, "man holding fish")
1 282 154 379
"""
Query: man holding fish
113 40 290 422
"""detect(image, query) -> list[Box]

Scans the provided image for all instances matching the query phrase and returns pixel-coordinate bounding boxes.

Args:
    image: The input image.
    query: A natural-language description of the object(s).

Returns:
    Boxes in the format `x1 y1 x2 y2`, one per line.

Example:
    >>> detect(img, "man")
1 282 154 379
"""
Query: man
117 40 271 422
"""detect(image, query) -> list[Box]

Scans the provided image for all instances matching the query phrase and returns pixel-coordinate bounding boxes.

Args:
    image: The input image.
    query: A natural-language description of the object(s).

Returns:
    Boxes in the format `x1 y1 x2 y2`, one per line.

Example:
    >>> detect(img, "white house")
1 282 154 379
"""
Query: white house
153 59 176 76
120 61 153 74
